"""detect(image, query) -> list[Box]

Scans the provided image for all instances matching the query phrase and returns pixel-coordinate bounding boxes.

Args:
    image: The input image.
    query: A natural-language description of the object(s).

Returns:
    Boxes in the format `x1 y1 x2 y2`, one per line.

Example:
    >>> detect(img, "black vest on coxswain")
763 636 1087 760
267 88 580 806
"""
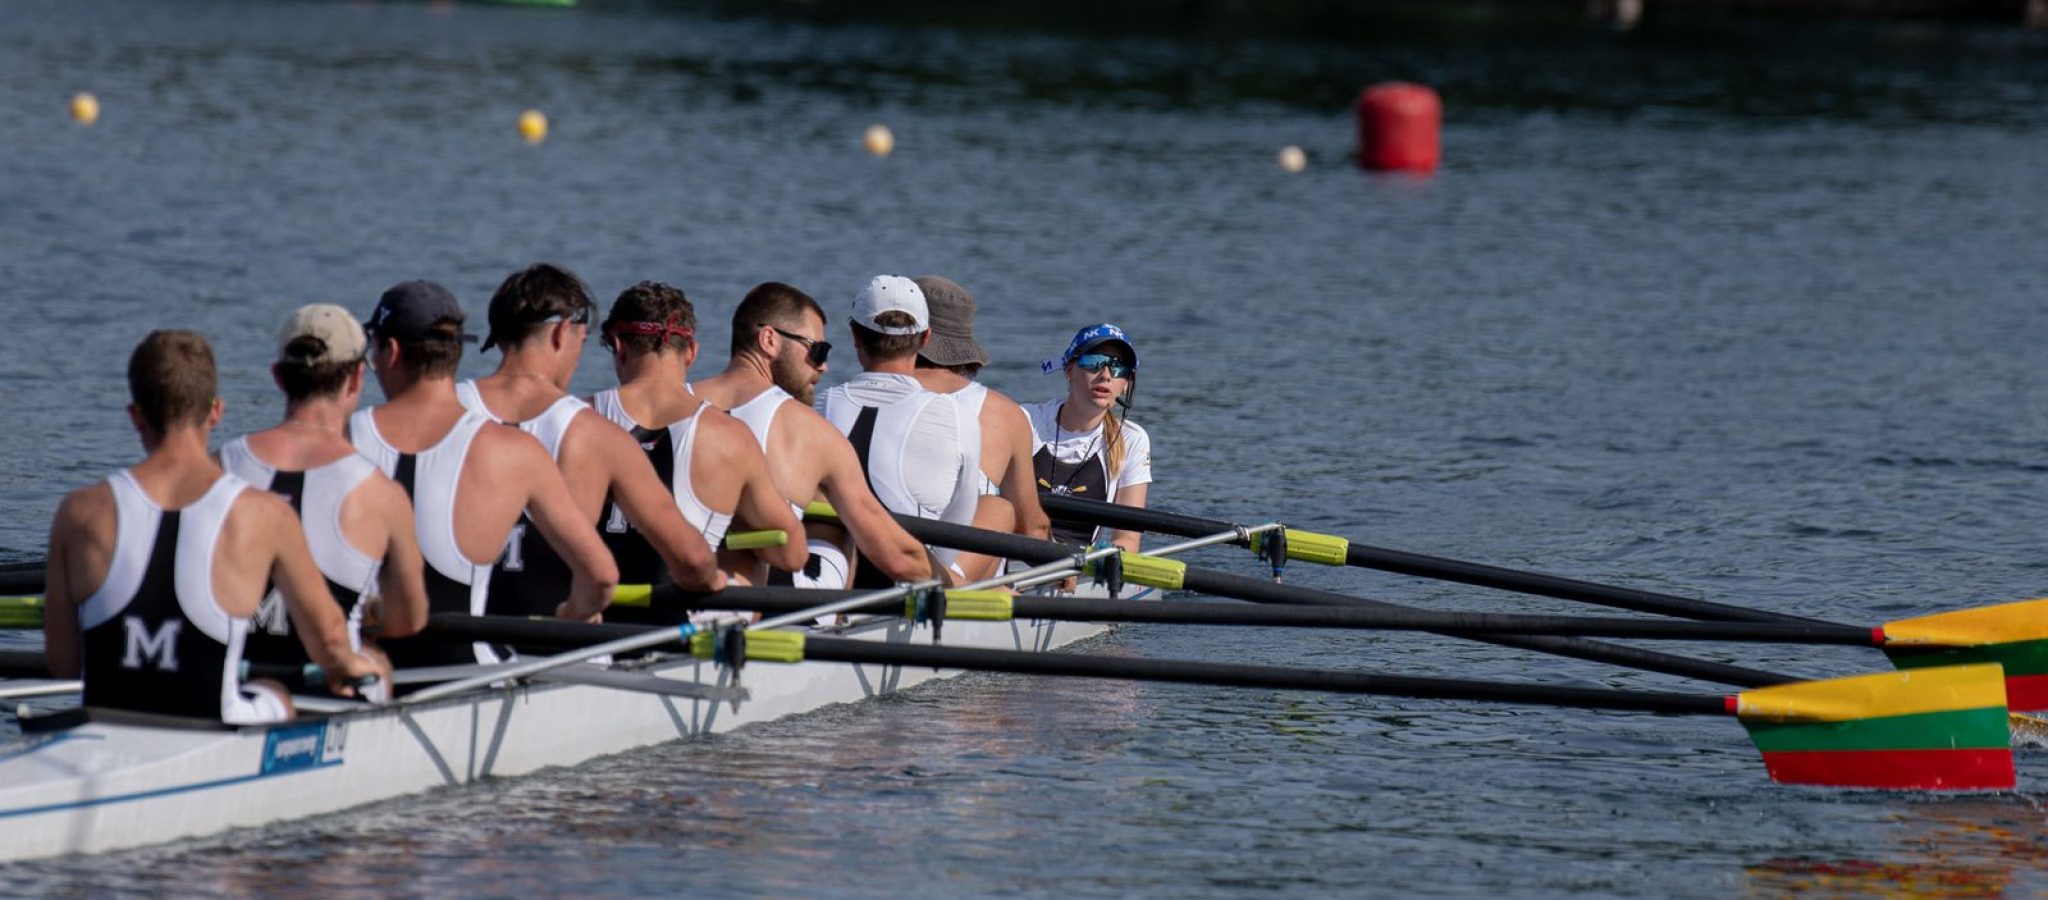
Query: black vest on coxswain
1033 446 1110 547
80 472 250 720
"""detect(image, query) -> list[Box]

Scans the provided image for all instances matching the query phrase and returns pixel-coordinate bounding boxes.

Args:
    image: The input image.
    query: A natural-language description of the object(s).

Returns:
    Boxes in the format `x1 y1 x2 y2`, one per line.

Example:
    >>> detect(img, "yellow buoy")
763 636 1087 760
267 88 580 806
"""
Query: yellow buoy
71 92 100 125
518 109 548 144
863 124 894 157
1277 145 1306 173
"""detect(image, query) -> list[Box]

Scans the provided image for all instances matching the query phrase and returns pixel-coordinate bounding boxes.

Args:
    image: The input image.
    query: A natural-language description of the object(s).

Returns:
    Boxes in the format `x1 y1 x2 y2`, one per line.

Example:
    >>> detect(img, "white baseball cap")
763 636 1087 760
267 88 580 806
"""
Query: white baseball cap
850 275 929 336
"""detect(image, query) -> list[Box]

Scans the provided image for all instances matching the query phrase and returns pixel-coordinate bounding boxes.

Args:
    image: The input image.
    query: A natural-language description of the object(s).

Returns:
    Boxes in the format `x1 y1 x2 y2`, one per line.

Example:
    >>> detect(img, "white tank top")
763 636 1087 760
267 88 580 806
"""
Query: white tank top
79 470 253 720
591 389 733 549
456 380 587 460
705 382 807 520
219 437 381 604
954 382 999 496
347 407 494 613
816 374 981 568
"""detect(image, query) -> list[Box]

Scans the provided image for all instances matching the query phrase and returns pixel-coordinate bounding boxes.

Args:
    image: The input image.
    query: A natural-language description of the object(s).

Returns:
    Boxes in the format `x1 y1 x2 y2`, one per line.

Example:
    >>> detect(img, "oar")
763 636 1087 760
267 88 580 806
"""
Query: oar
604 583 1895 645
1033 497 2048 711
834 507 2048 726
400 522 1236 704
418 613 2020 792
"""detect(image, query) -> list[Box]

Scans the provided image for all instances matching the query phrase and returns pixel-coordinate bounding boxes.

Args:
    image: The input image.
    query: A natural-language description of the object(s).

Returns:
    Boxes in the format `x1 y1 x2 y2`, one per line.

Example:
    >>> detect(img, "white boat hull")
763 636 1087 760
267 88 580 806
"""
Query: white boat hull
0 613 1111 862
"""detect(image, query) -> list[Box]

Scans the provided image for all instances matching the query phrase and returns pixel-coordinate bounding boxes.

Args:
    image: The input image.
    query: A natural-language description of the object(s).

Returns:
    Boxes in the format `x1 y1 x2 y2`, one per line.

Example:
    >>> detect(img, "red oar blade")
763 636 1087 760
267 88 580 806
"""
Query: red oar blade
1734 664 2014 791
1882 599 2048 712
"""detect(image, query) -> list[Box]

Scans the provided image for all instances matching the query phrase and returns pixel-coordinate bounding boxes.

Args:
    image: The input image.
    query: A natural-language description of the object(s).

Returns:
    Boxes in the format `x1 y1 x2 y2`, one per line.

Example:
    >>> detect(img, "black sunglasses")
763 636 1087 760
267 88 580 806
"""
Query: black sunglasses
772 327 831 366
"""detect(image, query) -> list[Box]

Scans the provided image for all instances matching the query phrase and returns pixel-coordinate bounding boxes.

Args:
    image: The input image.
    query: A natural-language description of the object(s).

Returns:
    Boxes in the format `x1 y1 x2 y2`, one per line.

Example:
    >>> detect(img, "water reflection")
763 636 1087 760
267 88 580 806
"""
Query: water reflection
1746 798 2048 898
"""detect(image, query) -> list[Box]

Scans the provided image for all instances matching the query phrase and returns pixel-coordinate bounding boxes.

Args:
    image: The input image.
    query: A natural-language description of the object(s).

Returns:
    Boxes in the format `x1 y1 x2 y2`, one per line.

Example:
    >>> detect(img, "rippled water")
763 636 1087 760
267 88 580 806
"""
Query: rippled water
4 0 2048 894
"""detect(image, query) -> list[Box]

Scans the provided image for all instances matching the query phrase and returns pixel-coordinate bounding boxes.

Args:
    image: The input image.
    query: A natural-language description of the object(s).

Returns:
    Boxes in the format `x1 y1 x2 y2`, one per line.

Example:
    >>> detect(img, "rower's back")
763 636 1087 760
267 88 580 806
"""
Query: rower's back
46 330 374 724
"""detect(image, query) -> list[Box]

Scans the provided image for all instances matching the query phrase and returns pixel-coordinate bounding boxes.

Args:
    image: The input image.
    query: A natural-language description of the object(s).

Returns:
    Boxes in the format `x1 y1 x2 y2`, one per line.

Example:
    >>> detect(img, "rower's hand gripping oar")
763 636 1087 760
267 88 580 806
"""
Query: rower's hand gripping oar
424 613 2020 792
1033 495 2048 717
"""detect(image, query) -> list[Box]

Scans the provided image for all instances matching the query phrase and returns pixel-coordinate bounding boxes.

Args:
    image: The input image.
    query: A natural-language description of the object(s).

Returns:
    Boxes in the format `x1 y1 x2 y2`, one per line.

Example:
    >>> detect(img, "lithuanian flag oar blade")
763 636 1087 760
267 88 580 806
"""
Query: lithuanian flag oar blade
1880 599 2048 713
1733 663 2013 790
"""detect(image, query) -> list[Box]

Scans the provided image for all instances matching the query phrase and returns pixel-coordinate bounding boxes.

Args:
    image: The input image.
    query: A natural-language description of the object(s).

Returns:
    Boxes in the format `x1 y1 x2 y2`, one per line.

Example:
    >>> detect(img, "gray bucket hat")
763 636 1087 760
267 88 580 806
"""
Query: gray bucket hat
913 275 992 368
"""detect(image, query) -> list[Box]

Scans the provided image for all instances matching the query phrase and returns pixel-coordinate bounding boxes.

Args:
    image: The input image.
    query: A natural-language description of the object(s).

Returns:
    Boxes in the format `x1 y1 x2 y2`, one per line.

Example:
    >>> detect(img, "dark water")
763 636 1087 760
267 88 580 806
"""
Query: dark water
5 0 2048 894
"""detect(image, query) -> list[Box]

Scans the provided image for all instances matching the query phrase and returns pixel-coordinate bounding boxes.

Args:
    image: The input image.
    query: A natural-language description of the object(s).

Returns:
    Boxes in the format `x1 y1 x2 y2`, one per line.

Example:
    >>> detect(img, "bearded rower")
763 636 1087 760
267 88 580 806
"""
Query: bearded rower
591 281 806 584
456 265 723 625
219 305 427 685
45 330 385 724
690 281 931 589
350 280 616 669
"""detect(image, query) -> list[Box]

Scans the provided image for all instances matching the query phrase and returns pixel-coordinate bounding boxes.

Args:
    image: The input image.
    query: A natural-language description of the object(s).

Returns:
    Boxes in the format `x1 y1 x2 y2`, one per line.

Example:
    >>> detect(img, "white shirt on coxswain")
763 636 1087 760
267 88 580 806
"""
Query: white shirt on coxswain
815 372 981 570
1022 398 1153 502
78 470 287 724
348 405 497 666
590 388 733 552
218 436 380 657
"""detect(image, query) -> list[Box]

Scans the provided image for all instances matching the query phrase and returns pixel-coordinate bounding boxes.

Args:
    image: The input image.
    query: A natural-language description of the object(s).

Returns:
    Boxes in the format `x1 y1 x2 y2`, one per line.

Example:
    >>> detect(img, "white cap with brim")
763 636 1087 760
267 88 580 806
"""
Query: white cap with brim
278 303 368 366
851 275 929 336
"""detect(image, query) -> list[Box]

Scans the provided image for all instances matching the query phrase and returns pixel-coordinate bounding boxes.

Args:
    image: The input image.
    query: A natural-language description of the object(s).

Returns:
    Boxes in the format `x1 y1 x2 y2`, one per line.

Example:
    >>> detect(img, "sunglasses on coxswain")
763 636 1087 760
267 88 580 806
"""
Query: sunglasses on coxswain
1072 353 1132 379
772 327 832 367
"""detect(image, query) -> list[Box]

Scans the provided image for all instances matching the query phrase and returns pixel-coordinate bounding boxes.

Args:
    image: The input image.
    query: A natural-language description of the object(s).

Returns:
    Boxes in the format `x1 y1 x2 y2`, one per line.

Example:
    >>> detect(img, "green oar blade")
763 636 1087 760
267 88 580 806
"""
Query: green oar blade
1882 599 2048 713
1733 664 2013 790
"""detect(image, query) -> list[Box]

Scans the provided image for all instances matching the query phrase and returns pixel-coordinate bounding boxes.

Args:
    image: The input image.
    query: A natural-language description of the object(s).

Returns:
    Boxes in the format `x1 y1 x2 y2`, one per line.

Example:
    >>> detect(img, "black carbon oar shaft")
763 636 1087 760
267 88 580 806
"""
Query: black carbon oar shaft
874 513 1799 689
417 614 1729 717
614 586 1875 645
1038 494 1828 627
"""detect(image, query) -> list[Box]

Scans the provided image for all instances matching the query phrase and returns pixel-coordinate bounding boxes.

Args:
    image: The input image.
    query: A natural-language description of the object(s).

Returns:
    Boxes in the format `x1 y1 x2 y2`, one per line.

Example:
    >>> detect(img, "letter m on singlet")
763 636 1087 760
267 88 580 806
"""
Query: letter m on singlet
121 617 182 671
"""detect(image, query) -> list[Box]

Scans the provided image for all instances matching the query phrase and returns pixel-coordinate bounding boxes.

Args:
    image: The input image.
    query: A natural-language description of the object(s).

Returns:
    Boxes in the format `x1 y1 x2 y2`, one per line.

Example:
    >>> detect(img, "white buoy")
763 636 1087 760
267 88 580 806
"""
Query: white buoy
863 124 895 157
1277 145 1306 173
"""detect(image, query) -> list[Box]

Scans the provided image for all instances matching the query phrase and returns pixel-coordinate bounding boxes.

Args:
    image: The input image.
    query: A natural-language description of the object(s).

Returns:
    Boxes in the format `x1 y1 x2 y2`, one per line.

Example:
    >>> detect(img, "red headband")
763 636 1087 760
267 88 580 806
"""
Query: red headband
605 313 695 344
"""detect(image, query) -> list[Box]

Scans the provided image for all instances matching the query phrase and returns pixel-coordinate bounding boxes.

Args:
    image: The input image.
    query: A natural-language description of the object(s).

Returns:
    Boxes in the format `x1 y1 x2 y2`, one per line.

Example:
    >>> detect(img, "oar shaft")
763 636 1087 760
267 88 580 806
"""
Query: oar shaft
1038 495 1829 627
413 614 1729 716
612 587 1875 645
875 513 1799 689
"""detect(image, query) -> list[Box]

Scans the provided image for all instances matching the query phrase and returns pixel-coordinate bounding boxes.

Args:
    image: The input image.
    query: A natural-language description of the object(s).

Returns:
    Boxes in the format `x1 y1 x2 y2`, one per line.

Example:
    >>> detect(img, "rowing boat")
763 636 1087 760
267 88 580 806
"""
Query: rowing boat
0 588 1131 862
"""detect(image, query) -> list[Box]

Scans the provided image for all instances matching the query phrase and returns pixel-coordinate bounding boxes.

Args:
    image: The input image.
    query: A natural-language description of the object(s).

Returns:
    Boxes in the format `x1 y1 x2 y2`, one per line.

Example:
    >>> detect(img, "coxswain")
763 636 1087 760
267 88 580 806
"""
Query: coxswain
908 275 1052 581
44 330 385 723
814 275 982 586
590 281 806 588
350 280 616 669
690 282 931 589
458 263 723 623
1025 324 1153 551
218 305 427 690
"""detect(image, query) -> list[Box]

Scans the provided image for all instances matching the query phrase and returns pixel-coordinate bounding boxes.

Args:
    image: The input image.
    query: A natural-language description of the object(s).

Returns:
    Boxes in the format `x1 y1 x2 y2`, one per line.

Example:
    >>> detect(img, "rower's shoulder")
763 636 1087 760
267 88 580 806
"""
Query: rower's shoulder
696 407 767 462
51 480 115 532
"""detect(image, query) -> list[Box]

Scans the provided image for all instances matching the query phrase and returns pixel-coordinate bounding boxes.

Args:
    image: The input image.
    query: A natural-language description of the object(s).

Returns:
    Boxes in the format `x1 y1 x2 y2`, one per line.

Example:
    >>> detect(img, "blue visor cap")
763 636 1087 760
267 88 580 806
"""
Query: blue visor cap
1043 323 1138 374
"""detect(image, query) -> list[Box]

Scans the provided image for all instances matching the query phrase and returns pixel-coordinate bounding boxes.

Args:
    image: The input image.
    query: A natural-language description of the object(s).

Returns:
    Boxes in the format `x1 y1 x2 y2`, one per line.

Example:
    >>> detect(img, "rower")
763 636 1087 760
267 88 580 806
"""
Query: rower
218 305 427 689
43 331 385 723
590 281 806 586
1025 324 1153 551
350 280 616 669
459 263 723 623
814 275 982 587
908 275 1052 581
690 281 931 589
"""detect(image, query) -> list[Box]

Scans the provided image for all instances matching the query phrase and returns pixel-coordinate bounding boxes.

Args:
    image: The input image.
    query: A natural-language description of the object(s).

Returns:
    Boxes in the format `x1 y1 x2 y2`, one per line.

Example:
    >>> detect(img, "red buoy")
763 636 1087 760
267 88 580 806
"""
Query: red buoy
1355 83 1441 173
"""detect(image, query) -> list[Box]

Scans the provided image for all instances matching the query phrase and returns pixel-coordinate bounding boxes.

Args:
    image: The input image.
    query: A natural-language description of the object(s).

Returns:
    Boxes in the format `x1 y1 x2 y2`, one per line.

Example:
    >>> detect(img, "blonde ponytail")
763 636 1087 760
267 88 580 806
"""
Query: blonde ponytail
1102 407 1126 485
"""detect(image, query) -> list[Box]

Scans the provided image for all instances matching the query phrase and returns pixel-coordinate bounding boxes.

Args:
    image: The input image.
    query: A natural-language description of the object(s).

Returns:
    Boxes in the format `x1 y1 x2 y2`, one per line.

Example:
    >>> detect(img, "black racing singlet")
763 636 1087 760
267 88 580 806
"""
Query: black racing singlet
79 471 253 720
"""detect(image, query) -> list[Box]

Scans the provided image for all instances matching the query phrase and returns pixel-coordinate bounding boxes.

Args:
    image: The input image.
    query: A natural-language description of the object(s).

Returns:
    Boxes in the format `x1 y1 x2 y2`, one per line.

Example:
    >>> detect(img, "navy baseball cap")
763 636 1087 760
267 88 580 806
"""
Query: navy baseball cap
1042 323 1138 374
365 280 477 343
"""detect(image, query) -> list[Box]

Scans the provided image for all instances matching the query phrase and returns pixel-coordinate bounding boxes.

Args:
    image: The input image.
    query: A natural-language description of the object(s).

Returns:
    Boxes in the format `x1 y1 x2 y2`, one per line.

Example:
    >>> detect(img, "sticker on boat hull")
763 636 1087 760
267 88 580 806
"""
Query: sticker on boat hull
261 720 344 774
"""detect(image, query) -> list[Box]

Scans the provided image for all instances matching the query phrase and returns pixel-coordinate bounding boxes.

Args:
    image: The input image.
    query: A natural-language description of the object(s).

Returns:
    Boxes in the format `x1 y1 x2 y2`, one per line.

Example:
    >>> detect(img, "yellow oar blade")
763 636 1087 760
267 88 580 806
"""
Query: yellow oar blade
1734 664 2013 790
0 596 42 629
1884 598 2048 712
